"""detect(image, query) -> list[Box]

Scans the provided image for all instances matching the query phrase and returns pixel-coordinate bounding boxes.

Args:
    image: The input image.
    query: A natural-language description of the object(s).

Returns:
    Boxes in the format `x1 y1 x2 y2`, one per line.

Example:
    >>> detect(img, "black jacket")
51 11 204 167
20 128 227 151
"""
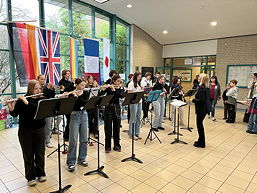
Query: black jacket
193 85 211 115
222 89 228 101
59 79 75 93
10 97 45 130
100 87 124 105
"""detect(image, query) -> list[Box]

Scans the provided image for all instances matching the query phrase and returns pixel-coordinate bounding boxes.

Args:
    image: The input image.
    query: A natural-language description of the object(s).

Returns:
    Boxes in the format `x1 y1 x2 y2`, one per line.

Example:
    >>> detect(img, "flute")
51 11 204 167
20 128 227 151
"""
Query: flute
6 93 44 103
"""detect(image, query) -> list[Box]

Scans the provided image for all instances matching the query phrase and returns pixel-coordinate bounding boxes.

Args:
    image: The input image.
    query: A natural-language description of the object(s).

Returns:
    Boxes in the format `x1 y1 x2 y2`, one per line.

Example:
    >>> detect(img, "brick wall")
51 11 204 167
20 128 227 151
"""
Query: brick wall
131 25 162 72
216 35 257 105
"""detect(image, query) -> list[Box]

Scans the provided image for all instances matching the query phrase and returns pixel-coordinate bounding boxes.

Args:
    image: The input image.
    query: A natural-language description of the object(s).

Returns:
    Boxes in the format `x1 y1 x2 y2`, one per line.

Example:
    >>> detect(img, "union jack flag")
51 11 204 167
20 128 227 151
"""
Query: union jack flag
38 29 61 85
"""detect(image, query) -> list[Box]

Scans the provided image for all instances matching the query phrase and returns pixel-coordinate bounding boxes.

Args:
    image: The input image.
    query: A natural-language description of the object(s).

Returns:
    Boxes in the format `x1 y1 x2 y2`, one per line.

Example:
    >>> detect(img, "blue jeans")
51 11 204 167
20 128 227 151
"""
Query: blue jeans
67 111 88 166
128 103 142 137
247 114 257 133
209 99 216 117
153 96 165 128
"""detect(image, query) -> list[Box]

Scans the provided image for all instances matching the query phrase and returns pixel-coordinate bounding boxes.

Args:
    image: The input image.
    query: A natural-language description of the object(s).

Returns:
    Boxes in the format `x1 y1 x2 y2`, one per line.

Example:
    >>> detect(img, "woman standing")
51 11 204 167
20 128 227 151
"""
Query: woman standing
7 80 47 186
152 75 167 132
192 74 211 148
208 76 221 121
127 72 144 140
101 75 124 153
67 78 89 171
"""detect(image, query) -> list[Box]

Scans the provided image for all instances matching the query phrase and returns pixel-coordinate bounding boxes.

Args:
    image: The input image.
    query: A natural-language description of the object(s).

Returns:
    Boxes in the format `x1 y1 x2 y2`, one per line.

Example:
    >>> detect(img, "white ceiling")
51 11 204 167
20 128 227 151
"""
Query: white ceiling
81 0 257 45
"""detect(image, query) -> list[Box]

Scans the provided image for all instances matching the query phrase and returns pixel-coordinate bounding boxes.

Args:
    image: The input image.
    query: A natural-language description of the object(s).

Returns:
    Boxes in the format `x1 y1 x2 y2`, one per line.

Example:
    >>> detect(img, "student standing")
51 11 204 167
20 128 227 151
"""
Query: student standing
246 86 257 134
208 76 221 121
192 74 211 148
222 83 230 120
101 75 124 153
7 80 47 186
226 80 238 123
152 75 167 131
127 72 144 140
67 79 89 171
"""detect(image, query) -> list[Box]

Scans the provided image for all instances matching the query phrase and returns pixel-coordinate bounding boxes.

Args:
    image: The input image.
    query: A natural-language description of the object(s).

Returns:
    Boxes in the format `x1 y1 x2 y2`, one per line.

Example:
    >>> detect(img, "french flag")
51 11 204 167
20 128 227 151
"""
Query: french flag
84 38 100 82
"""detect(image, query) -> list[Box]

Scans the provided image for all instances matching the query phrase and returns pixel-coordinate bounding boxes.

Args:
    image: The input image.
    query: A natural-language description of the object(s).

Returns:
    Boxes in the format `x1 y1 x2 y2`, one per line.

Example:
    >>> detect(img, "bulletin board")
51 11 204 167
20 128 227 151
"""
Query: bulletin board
173 69 192 82
226 64 257 88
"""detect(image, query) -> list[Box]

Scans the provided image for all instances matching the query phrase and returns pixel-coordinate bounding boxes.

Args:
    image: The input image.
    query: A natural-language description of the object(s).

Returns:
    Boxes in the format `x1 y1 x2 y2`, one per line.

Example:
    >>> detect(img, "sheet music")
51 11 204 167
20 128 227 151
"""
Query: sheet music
170 100 187 107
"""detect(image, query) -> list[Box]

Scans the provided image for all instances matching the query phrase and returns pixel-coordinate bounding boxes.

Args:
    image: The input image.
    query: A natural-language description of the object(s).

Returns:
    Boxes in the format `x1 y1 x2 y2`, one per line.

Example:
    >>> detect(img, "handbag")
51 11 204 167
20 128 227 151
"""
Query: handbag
243 109 251 123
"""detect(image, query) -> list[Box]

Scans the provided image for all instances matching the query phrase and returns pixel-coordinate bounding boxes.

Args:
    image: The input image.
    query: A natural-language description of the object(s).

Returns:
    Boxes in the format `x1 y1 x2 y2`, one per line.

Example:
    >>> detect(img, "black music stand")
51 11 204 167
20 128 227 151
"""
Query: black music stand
144 90 162 145
168 88 182 136
121 92 144 164
84 95 113 179
181 89 197 132
35 97 76 193
170 101 188 145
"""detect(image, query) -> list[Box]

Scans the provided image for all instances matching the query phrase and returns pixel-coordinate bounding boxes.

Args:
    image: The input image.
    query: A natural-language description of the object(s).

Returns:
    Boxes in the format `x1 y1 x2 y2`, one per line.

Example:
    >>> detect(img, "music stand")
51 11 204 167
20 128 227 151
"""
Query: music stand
168 88 180 121
169 100 188 145
181 89 197 132
35 97 76 193
144 90 162 145
121 92 144 164
84 95 113 179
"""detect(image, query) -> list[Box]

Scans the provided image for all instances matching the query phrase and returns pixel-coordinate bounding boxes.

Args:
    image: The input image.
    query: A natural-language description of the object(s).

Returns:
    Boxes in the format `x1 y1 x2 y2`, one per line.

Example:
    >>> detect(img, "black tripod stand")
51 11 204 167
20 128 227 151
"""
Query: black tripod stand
168 106 183 136
121 92 144 164
144 90 162 145
47 115 68 157
84 95 113 179
35 97 76 193
181 89 197 132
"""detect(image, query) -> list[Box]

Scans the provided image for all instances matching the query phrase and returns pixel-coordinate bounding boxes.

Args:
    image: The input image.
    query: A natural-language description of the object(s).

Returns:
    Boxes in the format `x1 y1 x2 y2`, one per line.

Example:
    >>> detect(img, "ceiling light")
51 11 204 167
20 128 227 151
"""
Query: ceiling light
126 4 132 8
211 21 217 26
163 30 168 34
94 0 110 4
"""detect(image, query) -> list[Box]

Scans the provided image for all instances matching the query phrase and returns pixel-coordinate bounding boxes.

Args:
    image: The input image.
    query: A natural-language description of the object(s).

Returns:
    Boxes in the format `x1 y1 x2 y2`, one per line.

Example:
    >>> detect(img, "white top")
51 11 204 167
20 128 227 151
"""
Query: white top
141 77 152 88
226 87 238 99
128 81 143 103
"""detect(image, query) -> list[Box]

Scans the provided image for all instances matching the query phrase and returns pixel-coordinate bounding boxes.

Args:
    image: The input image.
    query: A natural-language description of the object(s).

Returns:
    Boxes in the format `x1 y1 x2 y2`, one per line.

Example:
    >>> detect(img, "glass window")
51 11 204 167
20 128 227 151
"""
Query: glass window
208 56 216 65
116 21 127 44
0 0 7 21
72 2 92 38
44 0 69 33
0 51 11 94
60 55 70 72
60 35 70 56
11 0 39 26
0 25 8 49
95 13 110 39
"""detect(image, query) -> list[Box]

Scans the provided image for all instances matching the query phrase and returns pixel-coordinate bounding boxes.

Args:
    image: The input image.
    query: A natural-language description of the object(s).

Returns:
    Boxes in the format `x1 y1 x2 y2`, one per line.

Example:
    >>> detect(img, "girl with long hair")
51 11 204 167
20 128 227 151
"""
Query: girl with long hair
208 76 221 121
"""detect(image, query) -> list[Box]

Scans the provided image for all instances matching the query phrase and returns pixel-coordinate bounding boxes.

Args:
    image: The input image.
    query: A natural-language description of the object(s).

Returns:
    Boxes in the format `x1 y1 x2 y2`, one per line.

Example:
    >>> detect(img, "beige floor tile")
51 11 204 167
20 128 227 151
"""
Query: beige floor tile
160 183 187 193
144 176 169 190
129 169 152 182
141 164 163 175
206 170 230 181
117 176 141 190
166 164 186 174
118 164 139 175
198 176 223 190
155 170 178 182
89 177 114 190
131 183 157 193
0 170 23 183
189 183 217 193
180 169 203 182
101 183 128 193
170 176 195 190
0 184 9 193
218 183 245 193
246 182 257 193
225 175 251 190
10 185 40 193
4 177 28 192
107 170 128 182
71 182 98 193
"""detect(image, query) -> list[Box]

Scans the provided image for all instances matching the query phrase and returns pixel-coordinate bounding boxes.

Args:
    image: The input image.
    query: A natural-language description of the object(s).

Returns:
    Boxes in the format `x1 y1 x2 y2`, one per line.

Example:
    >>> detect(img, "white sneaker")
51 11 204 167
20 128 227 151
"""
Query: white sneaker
68 165 75 172
38 176 47 182
28 180 37 186
46 143 53 148
212 117 216 121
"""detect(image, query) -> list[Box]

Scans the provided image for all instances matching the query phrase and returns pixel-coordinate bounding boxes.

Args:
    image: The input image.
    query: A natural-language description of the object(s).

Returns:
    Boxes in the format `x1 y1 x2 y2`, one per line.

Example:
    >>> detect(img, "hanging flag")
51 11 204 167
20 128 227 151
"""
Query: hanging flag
7 23 39 86
103 38 110 82
84 38 100 82
0 109 7 120
70 37 79 78
38 28 61 85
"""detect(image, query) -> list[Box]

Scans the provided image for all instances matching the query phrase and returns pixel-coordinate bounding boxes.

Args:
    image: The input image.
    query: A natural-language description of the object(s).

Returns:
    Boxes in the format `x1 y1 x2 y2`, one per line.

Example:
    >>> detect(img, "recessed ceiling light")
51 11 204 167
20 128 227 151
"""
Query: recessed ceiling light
163 30 168 34
211 21 217 26
126 4 132 8
94 0 110 4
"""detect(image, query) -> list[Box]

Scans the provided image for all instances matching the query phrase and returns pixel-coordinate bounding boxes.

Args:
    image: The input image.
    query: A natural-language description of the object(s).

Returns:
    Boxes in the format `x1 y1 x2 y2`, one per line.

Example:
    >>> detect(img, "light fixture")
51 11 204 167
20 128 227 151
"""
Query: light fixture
126 4 132 8
211 21 217 26
163 30 168 34
94 0 110 4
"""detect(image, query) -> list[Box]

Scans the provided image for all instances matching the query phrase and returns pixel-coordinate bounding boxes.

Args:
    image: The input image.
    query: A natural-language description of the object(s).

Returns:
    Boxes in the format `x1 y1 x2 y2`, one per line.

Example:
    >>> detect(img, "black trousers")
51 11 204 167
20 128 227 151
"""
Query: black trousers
142 98 150 118
127 105 130 123
104 105 121 150
228 104 236 122
18 128 46 181
63 114 70 140
196 113 206 146
87 108 98 134
224 103 229 118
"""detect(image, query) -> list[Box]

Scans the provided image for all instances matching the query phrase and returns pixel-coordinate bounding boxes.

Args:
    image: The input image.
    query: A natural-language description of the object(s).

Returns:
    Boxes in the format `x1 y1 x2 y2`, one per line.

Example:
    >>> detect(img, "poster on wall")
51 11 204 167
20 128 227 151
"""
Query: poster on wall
173 69 192 82
227 65 257 87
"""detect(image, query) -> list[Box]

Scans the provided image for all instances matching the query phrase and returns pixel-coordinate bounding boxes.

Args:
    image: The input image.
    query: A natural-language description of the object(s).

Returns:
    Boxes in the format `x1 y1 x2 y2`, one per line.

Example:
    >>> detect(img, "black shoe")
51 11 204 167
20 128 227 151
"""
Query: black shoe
248 131 257 134
223 117 227 120
246 130 251 133
105 148 111 153
152 128 159 132
158 127 165 130
226 120 235 123
193 142 205 148
113 146 121 152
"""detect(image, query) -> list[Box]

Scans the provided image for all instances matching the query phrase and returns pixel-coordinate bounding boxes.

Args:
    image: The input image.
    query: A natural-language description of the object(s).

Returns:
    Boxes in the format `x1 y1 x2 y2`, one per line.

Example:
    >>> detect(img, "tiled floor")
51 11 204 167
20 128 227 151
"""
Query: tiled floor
0 108 257 193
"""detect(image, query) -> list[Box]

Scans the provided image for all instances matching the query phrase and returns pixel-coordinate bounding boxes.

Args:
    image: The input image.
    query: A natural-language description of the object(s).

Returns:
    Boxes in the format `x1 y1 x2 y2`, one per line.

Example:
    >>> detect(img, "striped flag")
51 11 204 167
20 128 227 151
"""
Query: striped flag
84 38 100 82
70 38 79 78
103 38 110 82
